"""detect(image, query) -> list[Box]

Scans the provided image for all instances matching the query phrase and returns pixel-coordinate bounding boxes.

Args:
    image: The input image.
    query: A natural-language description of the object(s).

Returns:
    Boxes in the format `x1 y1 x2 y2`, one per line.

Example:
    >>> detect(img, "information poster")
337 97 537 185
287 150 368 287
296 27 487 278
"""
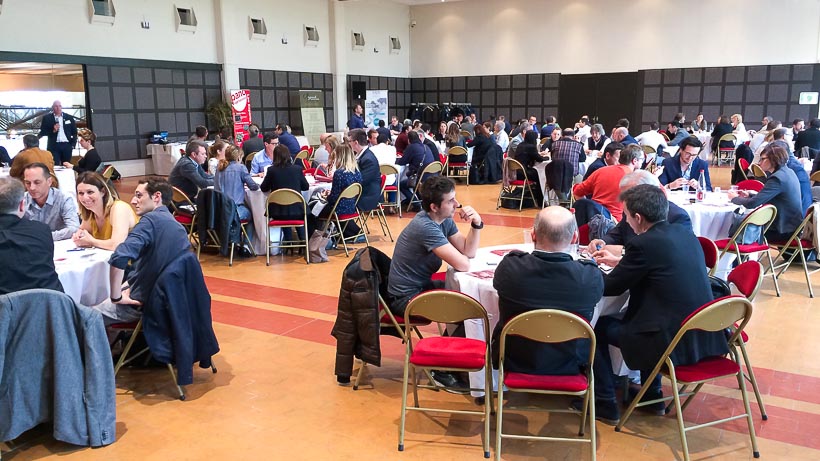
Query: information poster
365 90 388 128
230 89 252 147
299 90 326 146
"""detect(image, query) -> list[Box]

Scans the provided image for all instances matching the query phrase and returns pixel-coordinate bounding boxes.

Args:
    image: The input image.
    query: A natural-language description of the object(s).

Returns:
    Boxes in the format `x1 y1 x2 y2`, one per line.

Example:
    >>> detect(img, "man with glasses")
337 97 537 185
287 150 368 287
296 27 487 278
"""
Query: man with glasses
658 136 712 191
250 133 279 176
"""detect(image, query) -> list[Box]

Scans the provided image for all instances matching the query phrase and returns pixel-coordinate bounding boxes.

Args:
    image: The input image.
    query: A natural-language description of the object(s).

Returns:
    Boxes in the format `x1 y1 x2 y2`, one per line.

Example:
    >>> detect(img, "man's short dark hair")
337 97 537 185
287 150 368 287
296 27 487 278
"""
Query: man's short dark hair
649 121 659 130
139 177 173 206
620 184 668 224
186 140 207 156
420 175 455 212
23 134 39 148
195 126 208 138
248 124 260 137
349 128 367 146
811 118 820 129
263 132 278 144
546 115 555 124
618 144 644 165
678 135 703 152
604 142 623 158
0 176 25 215
616 118 630 129
407 130 421 144
421 123 431 133
24 162 51 179
772 128 787 140
561 128 575 137
793 118 804 126
378 119 385 127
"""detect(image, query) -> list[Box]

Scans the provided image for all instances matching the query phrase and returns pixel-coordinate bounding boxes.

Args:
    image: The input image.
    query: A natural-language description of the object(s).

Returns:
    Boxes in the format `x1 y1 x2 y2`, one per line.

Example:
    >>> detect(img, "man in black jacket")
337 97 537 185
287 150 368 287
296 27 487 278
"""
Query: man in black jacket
493 206 602 376
591 185 728 424
796 118 820 158
38 100 77 165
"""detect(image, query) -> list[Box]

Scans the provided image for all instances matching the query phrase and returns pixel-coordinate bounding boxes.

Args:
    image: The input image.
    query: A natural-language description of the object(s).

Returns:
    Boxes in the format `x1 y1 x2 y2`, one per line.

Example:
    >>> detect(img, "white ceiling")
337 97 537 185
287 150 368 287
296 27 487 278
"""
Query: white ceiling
371 0 466 4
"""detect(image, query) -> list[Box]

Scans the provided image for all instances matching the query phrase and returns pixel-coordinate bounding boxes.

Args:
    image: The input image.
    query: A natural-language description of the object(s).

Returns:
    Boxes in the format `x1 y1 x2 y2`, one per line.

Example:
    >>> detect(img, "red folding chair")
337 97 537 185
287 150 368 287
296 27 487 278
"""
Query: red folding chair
697 236 719 276
578 223 591 246
736 179 765 192
714 204 779 295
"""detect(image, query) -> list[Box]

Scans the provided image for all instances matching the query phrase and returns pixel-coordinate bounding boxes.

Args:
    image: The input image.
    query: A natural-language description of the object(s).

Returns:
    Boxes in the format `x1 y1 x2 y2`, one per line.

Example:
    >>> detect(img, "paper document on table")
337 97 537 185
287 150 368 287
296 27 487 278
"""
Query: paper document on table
466 269 496 280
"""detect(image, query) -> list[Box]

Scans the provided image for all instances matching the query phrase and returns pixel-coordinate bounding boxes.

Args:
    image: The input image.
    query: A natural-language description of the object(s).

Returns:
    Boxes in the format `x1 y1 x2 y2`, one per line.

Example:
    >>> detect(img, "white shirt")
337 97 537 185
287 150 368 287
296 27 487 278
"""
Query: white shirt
55 114 69 143
635 130 668 150
576 125 591 145
495 130 509 152
749 131 767 153
370 143 398 185
733 123 750 143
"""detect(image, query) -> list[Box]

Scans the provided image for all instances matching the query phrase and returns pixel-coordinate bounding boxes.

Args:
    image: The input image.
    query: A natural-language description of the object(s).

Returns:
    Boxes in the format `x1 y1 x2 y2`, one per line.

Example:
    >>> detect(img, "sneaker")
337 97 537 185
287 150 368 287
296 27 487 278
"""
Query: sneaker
627 387 666 416
571 398 620 425
336 375 351 387
430 370 471 395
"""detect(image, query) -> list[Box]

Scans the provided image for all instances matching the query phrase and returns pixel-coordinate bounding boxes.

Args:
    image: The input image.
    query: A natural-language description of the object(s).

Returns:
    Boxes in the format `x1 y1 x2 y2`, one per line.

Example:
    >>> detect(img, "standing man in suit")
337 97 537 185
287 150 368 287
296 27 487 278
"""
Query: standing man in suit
591 185 728 424
492 206 603 377
38 100 77 165
348 103 365 130
658 135 712 191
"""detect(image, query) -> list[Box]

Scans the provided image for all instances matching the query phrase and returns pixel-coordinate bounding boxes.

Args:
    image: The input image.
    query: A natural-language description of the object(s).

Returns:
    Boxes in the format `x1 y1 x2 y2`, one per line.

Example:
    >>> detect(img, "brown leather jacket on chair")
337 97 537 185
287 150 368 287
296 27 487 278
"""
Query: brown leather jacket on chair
332 247 391 379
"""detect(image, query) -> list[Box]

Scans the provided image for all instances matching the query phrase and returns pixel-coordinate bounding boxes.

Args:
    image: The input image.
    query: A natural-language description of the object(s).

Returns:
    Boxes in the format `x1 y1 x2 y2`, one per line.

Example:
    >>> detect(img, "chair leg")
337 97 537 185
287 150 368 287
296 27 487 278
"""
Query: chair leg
589 376 597 461
494 381 504 461
738 340 768 420
483 353 491 458
764 250 781 296
667 371 691 461
798 247 815 298
114 320 144 376
166 364 186 401
733 349 761 458
353 360 366 390
399 358 411 452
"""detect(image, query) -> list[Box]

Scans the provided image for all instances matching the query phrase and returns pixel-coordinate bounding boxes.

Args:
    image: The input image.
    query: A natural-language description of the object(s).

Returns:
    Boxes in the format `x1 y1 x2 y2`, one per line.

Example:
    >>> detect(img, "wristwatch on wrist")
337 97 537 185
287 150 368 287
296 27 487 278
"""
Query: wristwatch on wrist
621 248 626 257
110 295 123 303
471 221 484 230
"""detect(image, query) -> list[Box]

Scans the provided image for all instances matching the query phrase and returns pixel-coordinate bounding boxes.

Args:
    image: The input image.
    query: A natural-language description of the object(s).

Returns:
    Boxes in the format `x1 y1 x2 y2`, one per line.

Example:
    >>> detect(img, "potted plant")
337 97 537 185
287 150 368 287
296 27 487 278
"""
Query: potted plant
205 100 232 132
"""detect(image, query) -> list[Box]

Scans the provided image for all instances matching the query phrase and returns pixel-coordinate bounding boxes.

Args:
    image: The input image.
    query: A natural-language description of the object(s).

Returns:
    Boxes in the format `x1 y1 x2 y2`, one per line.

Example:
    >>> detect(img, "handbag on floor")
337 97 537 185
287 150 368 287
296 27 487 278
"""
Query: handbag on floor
308 229 330 263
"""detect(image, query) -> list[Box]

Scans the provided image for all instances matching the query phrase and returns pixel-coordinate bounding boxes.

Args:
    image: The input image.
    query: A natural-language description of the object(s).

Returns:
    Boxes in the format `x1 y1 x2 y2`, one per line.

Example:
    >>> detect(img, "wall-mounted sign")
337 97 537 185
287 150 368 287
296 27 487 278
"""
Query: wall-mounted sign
799 92 819 105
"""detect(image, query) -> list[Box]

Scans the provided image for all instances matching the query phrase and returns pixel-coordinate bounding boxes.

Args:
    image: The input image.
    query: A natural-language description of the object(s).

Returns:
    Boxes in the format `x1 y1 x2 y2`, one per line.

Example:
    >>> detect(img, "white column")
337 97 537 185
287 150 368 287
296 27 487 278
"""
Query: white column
329 0 348 132
213 0 239 98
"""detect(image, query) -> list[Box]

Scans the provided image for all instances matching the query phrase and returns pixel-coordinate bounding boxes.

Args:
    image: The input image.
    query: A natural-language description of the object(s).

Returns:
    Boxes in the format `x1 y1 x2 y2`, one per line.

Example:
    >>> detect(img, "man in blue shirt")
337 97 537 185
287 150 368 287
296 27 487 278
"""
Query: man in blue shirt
250 133 279 175
275 124 301 158
348 103 365 130
101 178 193 322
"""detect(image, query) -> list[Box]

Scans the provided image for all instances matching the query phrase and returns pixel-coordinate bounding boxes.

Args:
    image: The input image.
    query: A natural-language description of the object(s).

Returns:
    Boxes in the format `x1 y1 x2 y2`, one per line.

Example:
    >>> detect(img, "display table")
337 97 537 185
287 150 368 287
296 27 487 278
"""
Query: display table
445 244 629 397
148 143 186 176
54 239 113 307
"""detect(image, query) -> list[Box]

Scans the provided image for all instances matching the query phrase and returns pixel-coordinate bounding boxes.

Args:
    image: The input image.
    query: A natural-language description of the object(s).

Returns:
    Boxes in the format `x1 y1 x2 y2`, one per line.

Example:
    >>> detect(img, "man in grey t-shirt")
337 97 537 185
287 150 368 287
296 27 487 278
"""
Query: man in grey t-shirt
387 176 483 316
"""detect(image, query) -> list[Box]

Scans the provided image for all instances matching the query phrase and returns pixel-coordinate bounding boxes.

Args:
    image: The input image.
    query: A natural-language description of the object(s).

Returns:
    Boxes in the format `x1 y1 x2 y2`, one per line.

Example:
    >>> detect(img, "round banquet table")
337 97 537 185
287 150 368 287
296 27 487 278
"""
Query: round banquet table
54 239 113 307
667 190 736 241
445 244 629 397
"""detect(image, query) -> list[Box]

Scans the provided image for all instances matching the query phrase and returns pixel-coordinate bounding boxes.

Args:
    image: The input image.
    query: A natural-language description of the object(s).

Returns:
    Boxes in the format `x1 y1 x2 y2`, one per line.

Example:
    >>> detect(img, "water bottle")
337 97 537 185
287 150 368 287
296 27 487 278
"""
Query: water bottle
696 170 706 202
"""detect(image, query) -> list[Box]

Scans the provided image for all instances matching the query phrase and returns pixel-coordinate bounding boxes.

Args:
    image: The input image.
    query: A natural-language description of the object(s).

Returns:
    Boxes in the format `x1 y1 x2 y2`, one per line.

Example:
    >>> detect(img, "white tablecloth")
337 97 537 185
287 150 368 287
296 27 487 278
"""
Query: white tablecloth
668 191 736 241
0 167 75 199
148 143 186 176
445 244 629 397
54 239 113 306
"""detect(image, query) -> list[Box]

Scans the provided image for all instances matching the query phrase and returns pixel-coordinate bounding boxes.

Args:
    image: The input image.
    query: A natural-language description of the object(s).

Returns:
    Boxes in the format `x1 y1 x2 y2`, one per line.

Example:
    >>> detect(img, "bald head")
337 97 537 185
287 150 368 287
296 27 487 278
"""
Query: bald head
533 206 577 251
613 127 629 142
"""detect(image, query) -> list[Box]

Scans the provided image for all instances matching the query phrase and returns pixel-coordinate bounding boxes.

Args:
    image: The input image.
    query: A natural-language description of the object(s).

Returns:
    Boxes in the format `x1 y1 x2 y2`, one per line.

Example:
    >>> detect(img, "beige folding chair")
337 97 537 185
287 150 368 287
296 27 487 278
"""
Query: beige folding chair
444 146 469 184
101 164 115 180
697 236 719 276
398 290 492 458
244 152 256 171
265 188 309 265
496 157 539 212
406 161 444 212
294 149 310 162
750 163 767 180
767 207 819 297
379 164 401 218
170 186 198 249
641 145 656 156
364 174 394 242
460 129 471 139
810 171 820 183
615 296 759 461
495 310 597 461
319 182 368 257
714 204 779 296
715 133 737 166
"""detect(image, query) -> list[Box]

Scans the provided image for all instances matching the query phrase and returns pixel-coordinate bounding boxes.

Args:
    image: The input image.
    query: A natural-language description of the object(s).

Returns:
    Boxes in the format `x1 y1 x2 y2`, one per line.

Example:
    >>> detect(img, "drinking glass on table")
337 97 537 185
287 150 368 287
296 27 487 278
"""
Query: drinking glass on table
730 185 739 192
682 183 689 194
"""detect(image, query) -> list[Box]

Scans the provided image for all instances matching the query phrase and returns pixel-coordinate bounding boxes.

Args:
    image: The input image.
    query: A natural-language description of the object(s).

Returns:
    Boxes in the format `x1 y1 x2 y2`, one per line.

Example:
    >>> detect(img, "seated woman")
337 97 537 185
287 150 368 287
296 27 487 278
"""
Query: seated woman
711 115 735 153
65 128 102 173
308 143 362 236
540 126 562 153
206 140 228 176
728 144 804 241
261 144 309 243
214 145 259 229
72 172 137 250
444 123 467 163
319 136 340 177
514 130 546 203
731 113 750 143
466 124 494 184
690 113 707 133
434 121 447 142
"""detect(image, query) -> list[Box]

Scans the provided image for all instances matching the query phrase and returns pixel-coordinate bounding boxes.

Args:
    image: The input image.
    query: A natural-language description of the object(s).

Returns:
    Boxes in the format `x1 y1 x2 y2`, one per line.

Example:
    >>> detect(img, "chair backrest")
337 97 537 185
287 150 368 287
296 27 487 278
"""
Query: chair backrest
734 204 777 233
101 165 114 180
460 130 471 138
447 146 467 157
736 179 765 192
739 158 750 171
641 145 656 155
265 188 307 216
810 170 820 183
295 149 310 161
727 261 763 301
420 160 444 177
697 236 719 274
750 163 766 178
498 309 596 368
171 186 196 211
718 133 737 147
504 156 525 173
244 152 256 170
578 223 590 245
379 164 399 177
405 289 488 326
326 182 363 218
675 296 752 347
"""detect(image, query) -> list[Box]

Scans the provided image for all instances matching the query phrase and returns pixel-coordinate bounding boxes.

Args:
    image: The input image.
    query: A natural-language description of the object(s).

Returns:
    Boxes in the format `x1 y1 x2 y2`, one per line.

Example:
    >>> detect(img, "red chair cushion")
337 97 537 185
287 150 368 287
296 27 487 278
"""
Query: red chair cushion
240 219 250 224
384 185 398 192
268 219 304 226
175 214 193 224
448 162 468 167
714 239 769 253
380 313 431 326
667 356 740 383
509 180 534 186
337 212 359 221
504 372 588 392
578 224 590 246
109 321 139 329
410 337 486 369
770 239 814 249
431 272 446 282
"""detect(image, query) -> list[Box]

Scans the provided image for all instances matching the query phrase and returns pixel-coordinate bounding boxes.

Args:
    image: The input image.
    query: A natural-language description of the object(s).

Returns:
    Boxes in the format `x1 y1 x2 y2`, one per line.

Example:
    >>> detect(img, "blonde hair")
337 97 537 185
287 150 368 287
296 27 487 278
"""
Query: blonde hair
334 143 359 173
325 136 340 166
77 128 96 146
218 145 242 171
731 113 743 124
76 172 114 222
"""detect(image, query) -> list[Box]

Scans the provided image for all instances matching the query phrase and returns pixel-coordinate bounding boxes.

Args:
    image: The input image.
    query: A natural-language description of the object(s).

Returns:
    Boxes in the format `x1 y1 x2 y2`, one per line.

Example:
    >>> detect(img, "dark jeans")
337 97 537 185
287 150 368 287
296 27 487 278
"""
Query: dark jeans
593 315 661 402
52 142 73 164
